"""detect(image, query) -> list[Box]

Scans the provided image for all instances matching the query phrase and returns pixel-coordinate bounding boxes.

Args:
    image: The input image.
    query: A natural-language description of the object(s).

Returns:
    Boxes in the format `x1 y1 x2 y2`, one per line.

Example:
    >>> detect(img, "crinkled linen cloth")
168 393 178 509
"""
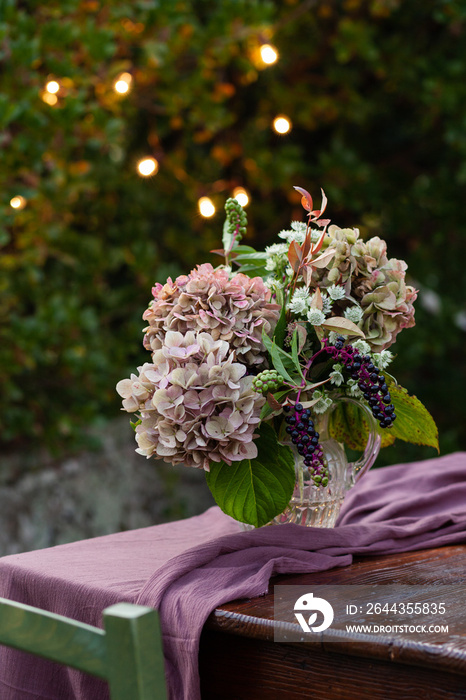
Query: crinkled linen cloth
1 452 466 700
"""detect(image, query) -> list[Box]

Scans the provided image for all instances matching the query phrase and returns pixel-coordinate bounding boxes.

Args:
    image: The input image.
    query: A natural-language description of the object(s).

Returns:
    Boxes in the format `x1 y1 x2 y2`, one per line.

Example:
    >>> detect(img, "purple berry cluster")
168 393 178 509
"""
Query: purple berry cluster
323 336 396 429
283 403 329 487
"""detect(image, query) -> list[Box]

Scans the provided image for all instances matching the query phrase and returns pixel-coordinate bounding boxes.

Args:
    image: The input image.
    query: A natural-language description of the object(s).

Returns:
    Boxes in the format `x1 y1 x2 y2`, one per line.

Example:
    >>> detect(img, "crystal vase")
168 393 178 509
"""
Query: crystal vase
242 397 381 530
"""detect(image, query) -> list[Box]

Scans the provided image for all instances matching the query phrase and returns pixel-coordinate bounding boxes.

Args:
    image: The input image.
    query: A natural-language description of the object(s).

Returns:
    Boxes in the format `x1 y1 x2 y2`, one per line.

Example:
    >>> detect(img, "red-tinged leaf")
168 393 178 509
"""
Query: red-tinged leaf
304 377 331 391
294 186 313 212
321 317 365 338
287 240 302 272
311 228 328 254
295 323 307 353
301 228 312 259
302 265 312 286
310 286 323 310
315 219 331 228
210 248 226 256
320 188 328 216
309 247 336 269
267 393 283 410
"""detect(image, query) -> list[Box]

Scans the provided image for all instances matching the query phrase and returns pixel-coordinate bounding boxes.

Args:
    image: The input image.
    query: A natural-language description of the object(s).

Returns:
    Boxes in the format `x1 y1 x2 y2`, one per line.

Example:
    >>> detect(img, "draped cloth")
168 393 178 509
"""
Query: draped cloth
0 452 465 699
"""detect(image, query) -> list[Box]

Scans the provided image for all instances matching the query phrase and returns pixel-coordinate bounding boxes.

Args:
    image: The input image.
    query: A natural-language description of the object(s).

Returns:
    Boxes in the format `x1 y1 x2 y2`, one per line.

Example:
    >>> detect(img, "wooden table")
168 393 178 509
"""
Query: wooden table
199 545 466 699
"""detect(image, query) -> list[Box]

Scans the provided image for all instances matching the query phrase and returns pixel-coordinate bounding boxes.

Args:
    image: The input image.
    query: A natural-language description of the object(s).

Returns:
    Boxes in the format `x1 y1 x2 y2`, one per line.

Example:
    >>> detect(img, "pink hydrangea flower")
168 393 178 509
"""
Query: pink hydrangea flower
117 331 266 470
142 263 280 365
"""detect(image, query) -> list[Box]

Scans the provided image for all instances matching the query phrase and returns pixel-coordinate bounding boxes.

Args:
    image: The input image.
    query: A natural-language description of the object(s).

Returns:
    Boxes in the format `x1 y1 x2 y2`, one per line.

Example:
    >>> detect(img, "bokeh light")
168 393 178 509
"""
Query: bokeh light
41 93 58 106
137 157 158 177
45 80 60 94
114 72 132 94
198 196 216 218
260 44 278 65
10 196 26 210
273 115 292 134
233 187 249 207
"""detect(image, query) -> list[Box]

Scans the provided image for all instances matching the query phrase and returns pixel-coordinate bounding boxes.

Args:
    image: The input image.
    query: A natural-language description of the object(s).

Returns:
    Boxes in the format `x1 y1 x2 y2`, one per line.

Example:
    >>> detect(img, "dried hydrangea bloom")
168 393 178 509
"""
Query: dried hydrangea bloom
142 263 280 366
116 331 265 470
308 228 416 351
359 259 417 350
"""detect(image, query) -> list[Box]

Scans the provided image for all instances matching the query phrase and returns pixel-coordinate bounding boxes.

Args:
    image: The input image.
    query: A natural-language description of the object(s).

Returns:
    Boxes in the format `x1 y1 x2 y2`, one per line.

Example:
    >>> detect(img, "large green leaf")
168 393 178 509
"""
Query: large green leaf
205 423 295 527
329 384 439 452
384 384 439 451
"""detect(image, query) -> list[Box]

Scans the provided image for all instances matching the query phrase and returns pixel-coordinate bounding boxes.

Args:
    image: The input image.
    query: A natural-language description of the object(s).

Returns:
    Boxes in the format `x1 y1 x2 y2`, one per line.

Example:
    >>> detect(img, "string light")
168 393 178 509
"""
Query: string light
137 157 158 177
273 115 292 134
114 72 132 95
45 80 60 94
10 196 26 210
233 187 249 207
198 196 216 218
260 44 279 65
41 93 58 106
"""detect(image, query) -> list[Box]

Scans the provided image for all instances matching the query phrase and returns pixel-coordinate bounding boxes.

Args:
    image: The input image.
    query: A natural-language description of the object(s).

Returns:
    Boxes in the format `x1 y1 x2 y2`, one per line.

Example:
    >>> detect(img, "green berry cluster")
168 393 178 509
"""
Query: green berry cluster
309 464 329 488
252 369 284 395
224 198 247 242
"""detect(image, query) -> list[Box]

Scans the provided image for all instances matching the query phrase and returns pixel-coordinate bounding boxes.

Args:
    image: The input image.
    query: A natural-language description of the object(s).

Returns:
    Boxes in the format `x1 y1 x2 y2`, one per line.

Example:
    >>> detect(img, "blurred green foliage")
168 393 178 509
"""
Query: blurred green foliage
1 0 465 461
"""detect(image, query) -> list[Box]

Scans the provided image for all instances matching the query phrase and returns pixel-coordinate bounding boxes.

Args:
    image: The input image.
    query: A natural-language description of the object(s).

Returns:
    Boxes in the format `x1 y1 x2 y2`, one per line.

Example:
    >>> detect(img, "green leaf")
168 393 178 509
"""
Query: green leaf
233 251 269 261
205 423 295 527
222 218 234 253
329 401 395 450
234 263 268 276
273 304 287 348
261 329 295 383
383 384 439 451
231 245 258 255
329 384 439 453
328 401 372 451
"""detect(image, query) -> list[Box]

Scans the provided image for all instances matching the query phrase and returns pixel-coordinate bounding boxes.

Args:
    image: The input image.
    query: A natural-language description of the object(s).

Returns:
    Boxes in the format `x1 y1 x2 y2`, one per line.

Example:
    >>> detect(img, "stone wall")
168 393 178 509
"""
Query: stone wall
0 418 215 555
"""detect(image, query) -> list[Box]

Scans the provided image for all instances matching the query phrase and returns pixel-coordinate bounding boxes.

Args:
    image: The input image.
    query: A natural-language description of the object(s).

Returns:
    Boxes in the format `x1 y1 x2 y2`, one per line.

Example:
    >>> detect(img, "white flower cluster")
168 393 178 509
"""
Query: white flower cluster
278 221 323 246
329 363 344 387
311 390 333 414
264 242 288 271
288 282 362 330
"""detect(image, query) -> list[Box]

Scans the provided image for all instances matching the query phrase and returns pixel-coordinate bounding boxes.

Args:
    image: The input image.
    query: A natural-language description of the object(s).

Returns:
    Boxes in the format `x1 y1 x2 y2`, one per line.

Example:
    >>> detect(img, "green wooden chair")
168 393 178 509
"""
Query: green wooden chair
0 597 167 700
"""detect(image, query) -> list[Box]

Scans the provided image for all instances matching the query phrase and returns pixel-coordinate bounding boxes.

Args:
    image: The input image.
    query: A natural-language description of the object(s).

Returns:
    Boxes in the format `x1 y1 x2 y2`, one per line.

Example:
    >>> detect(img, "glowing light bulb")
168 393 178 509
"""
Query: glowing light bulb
114 72 132 94
45 80 60 94
10 196 26 210
198 197 215 218
273 115 292 134
233 187 249 207
260 44 278 65
137 157 158 177
114 80 129 94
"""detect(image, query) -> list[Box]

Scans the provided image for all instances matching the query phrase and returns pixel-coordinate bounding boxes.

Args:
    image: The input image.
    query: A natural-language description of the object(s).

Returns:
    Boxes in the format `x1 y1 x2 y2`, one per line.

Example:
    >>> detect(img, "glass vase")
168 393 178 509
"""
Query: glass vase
242 397 381 530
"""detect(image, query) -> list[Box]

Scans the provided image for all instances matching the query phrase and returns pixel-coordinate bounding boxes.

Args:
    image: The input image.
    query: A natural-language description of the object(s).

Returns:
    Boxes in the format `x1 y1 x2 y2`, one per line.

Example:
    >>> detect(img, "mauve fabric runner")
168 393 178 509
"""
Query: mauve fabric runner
1 452 466 699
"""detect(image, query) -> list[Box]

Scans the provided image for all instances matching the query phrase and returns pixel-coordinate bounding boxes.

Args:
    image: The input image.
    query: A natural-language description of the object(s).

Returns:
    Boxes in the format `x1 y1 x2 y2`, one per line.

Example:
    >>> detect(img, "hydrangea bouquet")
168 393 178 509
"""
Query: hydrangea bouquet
117 187 438 527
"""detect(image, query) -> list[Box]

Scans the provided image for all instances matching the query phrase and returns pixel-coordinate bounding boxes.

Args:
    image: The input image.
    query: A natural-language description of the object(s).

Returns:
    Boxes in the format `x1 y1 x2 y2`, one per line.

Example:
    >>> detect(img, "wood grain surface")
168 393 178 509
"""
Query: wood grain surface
199 545 466 699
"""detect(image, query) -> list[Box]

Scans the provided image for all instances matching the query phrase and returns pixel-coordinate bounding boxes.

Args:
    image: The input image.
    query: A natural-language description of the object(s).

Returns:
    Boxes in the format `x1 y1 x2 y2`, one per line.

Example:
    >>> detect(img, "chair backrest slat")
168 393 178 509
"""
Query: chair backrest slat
104 603 168 700
0 597 167 700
